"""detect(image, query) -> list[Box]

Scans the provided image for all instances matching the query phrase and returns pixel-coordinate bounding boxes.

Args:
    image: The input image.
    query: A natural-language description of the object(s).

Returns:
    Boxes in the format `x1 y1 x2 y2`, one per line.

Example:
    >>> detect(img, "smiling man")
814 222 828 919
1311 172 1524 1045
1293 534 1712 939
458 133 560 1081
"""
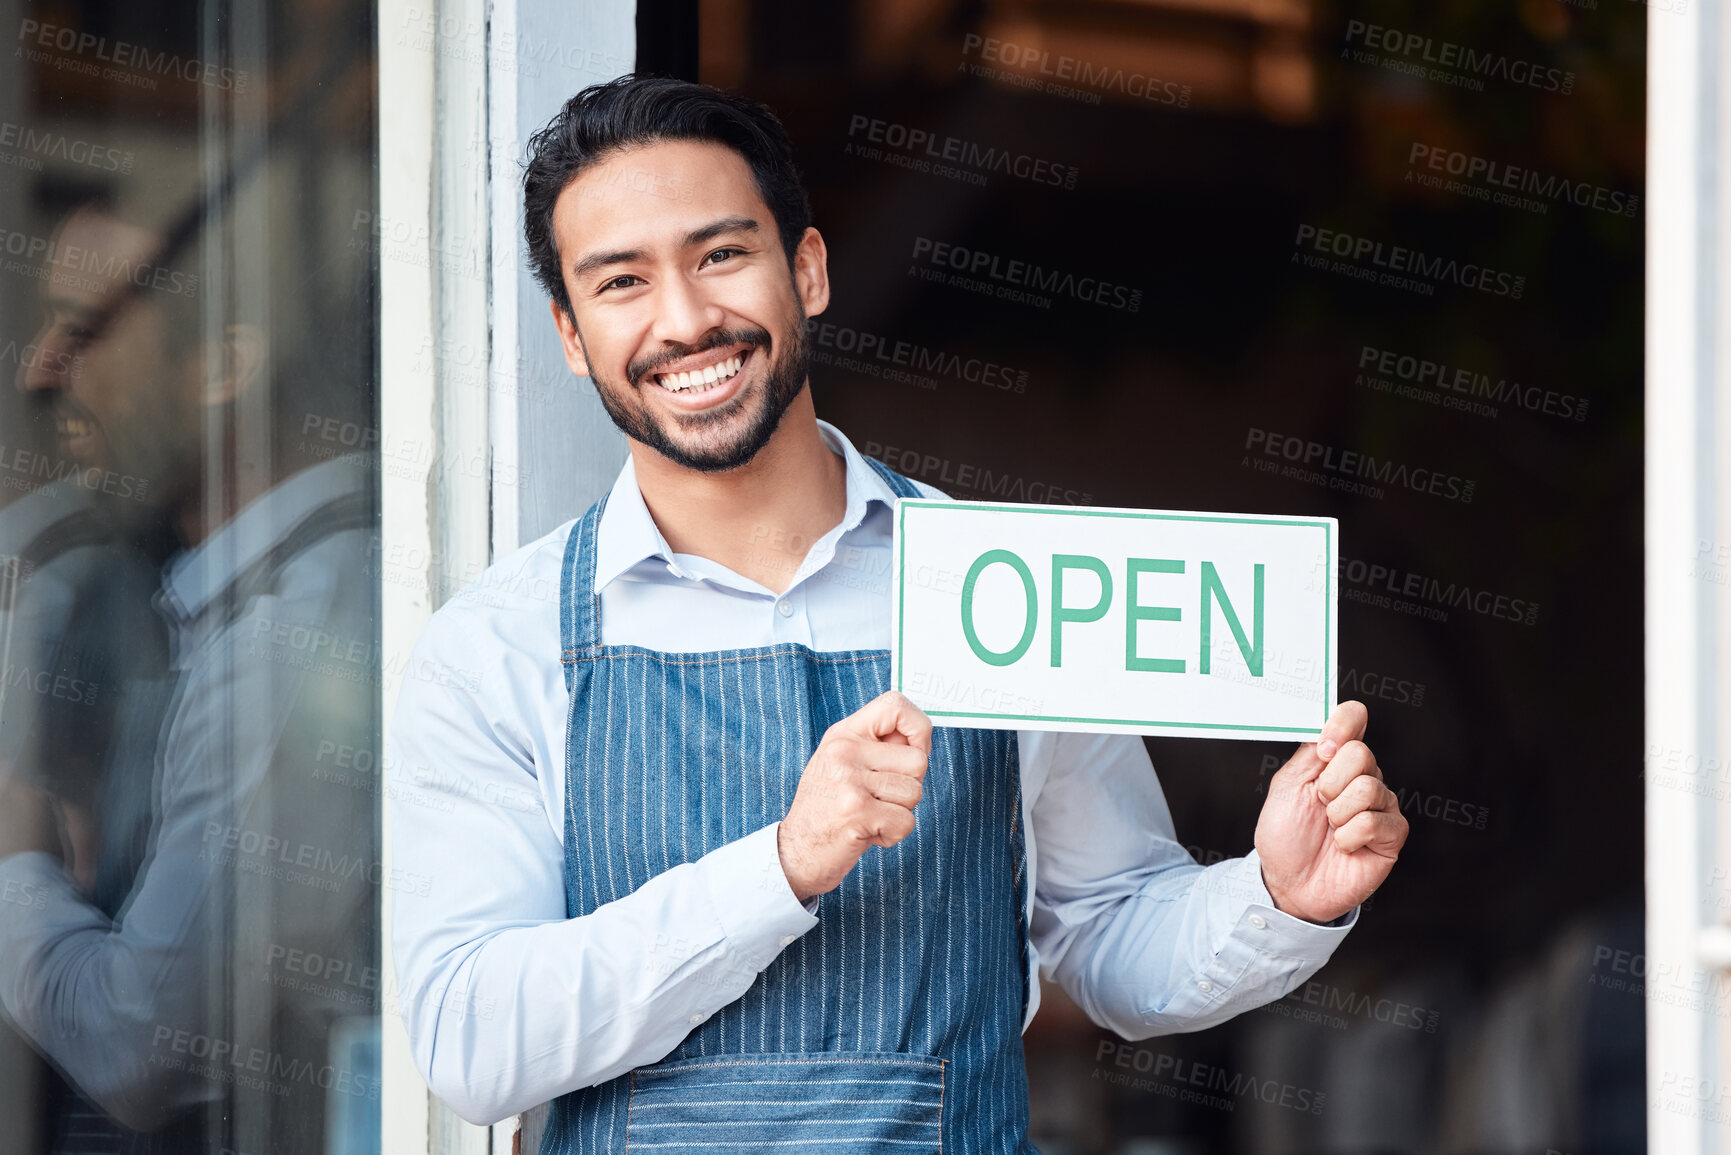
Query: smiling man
388 75 1407 1154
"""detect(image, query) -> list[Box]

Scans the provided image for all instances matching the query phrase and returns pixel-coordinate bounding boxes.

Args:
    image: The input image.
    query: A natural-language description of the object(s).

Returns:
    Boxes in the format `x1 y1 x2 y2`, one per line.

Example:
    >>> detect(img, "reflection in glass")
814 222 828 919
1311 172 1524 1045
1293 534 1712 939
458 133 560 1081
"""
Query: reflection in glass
0 3 381 1152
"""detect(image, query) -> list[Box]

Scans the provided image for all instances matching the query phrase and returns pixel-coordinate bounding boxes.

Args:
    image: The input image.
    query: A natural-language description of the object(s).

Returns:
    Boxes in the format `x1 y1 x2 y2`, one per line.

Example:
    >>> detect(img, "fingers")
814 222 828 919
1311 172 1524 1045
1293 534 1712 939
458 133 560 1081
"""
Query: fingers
1270 699 1368 784
857 739 928 780
863 800 917 848
1323 771 1395 828
1332 808 1408 855
864 768 923 809
1316 739 1380 804
838 691 933 754
1315 700 1368 760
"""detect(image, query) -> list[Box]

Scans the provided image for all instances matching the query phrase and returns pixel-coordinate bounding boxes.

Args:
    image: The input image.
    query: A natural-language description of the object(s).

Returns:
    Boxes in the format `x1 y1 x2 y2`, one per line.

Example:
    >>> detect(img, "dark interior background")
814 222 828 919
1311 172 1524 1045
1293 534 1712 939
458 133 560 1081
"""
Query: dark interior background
655 1 1646 1151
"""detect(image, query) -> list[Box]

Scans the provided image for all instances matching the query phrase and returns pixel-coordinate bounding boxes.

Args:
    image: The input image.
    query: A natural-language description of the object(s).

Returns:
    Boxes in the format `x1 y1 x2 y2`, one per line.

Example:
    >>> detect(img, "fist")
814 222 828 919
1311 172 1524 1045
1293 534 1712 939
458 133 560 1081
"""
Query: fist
1253 700 1407 924
777 691 931 903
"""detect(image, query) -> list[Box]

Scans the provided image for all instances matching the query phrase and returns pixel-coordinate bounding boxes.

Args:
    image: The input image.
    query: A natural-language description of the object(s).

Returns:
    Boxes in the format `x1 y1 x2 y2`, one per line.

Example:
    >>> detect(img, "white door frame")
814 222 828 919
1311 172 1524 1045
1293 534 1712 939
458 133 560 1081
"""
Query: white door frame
378 0 634 1151
1647 3 1731 1153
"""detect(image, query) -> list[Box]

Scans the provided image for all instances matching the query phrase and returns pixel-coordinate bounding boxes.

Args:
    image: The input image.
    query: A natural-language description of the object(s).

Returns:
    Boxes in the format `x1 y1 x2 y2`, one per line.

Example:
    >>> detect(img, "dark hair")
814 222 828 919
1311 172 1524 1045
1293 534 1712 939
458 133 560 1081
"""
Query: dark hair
523 75 812 321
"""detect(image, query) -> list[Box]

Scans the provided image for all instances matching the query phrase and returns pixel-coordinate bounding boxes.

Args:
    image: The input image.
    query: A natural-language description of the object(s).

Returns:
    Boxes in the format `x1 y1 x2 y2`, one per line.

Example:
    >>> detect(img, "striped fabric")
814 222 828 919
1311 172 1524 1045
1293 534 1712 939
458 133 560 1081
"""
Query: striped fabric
542 460 1036 1154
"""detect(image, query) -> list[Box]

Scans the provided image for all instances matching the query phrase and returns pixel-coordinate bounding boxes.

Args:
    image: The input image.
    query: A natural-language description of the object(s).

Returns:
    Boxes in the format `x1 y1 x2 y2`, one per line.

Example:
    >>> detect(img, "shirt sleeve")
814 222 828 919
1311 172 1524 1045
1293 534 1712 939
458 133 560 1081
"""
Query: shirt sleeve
1024 729 1356 1039
387 596 820 1126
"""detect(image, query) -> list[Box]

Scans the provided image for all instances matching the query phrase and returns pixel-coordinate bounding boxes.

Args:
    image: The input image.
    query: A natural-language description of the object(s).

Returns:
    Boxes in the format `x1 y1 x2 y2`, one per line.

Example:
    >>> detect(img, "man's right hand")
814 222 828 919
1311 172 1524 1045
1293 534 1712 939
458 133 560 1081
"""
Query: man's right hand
777 691 931 903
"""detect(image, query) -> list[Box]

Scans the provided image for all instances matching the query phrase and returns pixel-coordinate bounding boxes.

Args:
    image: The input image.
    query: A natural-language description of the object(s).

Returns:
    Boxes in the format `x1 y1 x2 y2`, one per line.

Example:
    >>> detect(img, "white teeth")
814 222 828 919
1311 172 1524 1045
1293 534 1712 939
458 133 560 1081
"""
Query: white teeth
658 353 746 393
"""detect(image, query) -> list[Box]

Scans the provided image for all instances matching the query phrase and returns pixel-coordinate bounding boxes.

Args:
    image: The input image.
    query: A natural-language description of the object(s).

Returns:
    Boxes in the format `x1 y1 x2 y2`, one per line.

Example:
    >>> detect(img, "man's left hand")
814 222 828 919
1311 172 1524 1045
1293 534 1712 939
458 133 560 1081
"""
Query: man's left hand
1253 701 1407 924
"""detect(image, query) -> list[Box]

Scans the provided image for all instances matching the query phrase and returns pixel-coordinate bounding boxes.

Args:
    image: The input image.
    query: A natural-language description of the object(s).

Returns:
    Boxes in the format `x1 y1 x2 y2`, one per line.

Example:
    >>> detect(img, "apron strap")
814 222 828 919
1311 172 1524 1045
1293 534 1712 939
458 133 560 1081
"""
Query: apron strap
560 494 609 674
862 454 925 500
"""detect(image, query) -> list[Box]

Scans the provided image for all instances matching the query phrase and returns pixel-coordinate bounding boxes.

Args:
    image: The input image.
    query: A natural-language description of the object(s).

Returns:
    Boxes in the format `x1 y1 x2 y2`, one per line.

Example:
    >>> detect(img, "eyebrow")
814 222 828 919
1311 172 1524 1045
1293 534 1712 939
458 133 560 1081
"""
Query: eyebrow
569 215 763 285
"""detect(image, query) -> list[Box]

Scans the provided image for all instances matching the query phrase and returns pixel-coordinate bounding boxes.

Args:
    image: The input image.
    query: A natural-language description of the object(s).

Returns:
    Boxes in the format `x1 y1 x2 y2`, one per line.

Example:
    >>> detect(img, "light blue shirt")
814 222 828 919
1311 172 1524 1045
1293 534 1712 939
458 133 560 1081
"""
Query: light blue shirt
387 421 1355 1125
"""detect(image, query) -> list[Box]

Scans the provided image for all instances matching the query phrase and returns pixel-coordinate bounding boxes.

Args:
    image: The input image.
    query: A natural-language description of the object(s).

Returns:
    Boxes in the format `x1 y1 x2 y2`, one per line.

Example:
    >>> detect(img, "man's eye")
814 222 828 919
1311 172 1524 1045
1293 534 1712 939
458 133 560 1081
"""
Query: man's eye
702 247 743 266
599 275 641 293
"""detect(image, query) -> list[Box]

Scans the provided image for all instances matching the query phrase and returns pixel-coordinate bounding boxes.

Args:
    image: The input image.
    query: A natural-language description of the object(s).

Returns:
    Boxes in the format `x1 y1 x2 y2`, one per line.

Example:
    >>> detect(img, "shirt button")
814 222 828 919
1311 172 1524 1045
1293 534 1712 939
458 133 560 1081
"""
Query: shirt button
1249 914 1267 930
779 935 797 948
776 600 794 618
1197 980 1213 994
688 1013 705 1025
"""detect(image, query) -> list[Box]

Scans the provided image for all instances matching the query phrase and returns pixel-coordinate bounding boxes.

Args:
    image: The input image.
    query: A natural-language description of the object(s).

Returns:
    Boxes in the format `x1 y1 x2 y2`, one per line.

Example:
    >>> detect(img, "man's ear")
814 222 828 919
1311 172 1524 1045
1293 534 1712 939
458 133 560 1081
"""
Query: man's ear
197 324 266 406
551 299 592 377
792 227 830 320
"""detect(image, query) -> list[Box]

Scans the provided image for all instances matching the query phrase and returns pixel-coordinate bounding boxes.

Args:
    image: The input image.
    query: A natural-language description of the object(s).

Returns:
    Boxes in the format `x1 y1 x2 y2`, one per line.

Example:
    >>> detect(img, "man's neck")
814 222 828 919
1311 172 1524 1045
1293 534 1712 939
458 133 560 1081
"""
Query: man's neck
630 388 848 595
172 448 314 549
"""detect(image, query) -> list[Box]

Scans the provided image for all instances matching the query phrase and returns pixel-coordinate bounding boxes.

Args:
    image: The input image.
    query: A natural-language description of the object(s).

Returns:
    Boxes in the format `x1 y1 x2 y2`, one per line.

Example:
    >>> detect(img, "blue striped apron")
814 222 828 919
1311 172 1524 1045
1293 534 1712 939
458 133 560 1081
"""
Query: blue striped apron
540 459 1036 1154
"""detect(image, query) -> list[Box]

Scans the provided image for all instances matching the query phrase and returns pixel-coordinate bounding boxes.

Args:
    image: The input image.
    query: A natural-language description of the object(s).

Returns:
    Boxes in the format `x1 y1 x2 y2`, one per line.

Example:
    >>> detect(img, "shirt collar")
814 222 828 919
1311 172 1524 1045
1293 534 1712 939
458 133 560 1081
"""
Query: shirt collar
161 453 374 625
592 419 898 593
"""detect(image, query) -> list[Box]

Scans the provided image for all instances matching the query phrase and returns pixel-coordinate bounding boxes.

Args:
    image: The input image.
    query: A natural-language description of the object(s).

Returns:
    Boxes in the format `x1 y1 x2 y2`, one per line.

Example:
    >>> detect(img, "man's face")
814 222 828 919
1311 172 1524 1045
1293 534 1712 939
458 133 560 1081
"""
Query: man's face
548 138 828 472
16 208 200 492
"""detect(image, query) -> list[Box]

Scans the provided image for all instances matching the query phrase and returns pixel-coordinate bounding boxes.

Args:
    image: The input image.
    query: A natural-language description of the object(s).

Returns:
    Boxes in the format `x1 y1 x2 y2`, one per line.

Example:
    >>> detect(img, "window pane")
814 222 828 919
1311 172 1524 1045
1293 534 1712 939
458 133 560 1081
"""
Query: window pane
0 2 380 1153
696 0 1646 1151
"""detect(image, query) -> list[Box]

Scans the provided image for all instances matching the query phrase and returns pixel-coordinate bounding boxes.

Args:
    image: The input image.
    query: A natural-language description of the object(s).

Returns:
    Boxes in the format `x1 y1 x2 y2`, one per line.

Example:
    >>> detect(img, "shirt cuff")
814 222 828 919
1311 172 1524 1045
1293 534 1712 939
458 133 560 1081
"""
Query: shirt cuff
1215 850 1359 955
697 822 821 973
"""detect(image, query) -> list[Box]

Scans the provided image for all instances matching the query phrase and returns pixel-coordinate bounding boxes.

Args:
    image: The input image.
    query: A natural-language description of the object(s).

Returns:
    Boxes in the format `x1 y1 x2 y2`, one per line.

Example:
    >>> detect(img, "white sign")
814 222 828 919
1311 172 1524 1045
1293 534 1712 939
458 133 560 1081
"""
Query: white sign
890 500 1337 741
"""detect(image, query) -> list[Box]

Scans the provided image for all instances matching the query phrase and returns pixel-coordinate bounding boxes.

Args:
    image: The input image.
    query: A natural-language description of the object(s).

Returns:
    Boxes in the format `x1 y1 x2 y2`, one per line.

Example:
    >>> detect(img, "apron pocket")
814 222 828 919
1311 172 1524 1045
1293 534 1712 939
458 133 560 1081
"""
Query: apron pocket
626 1051 945 1152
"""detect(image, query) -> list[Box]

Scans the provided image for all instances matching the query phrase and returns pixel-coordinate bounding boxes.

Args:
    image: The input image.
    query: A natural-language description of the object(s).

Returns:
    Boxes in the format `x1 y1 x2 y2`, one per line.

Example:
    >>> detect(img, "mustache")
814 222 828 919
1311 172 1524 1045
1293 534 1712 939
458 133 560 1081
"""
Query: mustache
38 394 98 425
626 326 771 387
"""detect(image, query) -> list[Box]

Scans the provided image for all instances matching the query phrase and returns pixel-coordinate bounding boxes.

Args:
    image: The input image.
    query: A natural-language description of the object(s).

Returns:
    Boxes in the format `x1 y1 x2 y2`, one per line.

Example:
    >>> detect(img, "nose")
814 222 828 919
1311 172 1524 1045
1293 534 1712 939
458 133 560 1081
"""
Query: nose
648 267 726 351
18 324 73 395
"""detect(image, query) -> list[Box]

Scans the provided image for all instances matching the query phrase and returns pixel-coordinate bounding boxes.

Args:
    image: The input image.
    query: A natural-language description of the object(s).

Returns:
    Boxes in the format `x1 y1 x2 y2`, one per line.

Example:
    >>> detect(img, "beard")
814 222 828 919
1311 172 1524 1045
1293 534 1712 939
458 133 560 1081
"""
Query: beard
584 309 810 474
